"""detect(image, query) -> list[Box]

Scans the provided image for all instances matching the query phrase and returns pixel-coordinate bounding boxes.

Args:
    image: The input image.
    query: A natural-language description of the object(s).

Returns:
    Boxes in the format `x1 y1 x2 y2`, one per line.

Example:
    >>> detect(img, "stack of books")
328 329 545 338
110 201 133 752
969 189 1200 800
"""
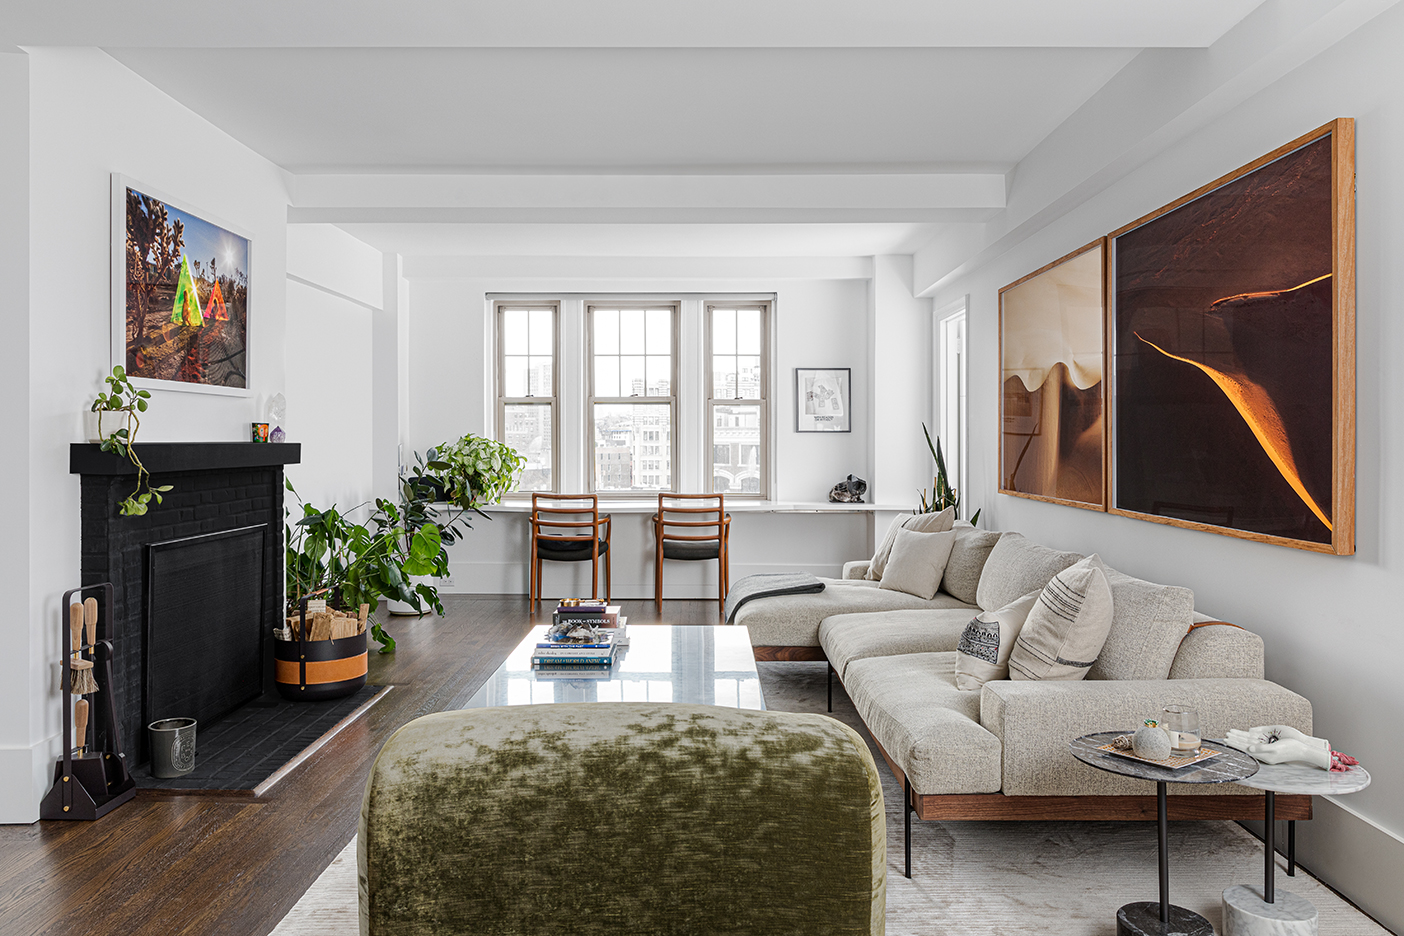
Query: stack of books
531 600 628 677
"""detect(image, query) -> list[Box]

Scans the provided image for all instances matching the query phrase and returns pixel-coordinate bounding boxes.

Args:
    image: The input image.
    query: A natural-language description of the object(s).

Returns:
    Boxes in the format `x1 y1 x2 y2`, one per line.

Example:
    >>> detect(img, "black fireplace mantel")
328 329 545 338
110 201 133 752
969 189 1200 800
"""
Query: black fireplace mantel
70 441 301 476
74 440 300 764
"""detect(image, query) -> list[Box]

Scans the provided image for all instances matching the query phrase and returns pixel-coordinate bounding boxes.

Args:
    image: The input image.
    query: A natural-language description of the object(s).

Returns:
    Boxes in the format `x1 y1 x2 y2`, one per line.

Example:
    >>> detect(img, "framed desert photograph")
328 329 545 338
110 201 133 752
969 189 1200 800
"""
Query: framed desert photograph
795 368 851 432
998 239 1107 510
110 175 252 395
1109 118 1354 554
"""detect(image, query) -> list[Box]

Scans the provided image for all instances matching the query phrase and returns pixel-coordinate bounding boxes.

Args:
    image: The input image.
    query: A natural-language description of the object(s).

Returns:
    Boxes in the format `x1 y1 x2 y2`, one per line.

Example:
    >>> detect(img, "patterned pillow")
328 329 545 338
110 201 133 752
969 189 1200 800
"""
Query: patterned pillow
1008 555 1114 682
954 591 1039 690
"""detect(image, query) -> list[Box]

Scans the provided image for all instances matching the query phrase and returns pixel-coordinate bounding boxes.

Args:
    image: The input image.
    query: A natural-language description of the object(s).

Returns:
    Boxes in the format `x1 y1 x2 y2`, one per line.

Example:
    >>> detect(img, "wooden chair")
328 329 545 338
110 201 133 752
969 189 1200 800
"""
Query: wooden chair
529 494 611 605
652 493 730 612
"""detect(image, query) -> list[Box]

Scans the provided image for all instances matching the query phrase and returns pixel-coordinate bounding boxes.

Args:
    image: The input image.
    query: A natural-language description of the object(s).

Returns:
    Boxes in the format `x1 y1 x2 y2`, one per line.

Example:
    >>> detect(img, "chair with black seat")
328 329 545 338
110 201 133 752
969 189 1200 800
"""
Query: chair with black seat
652 493 730 612
529 493 611 605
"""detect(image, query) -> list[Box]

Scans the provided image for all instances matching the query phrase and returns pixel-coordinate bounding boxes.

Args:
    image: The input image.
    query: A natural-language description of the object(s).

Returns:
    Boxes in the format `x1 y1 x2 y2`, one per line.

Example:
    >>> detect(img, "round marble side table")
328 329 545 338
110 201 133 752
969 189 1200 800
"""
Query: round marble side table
1072 732 1259 936
1223 762 1370 936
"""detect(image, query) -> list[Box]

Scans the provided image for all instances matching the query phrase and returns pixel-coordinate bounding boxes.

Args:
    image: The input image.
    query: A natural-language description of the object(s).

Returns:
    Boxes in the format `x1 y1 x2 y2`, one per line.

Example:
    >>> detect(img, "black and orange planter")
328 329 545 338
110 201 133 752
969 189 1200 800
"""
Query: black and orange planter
275 597 368 701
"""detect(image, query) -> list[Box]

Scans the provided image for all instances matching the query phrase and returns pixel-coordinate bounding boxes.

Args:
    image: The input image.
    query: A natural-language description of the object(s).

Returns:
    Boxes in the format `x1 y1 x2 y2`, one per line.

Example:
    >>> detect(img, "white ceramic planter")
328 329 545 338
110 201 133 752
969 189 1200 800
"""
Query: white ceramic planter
84 409 131 444
387 575 438 615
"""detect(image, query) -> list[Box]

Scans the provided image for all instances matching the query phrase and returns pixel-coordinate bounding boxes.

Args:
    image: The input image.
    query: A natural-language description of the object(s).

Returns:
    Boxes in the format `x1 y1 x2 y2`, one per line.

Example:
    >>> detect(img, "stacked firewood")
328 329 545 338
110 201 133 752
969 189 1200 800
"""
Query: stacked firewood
283 603 370 641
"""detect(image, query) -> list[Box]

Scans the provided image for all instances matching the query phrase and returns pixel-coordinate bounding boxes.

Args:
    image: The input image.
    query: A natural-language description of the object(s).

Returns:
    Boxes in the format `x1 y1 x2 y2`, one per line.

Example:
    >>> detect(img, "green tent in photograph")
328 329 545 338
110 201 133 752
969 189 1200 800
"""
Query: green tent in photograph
171 255 204 326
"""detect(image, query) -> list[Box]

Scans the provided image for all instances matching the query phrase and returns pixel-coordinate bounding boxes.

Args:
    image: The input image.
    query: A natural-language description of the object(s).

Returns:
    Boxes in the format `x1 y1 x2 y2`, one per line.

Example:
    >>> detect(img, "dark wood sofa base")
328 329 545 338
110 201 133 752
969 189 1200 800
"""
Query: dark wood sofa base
751 645 827 661
870 735 1311 822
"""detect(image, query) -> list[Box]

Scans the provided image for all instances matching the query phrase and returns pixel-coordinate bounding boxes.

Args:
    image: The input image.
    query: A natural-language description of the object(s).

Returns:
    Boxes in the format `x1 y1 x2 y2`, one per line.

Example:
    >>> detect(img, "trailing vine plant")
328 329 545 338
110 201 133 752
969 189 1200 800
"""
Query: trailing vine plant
91 366 172 516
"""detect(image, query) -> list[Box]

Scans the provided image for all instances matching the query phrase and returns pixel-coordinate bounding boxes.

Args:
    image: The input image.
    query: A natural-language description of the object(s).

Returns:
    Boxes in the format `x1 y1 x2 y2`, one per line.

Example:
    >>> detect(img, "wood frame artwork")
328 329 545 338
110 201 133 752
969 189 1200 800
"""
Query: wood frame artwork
999 239 1108 510
1109 118 1355 554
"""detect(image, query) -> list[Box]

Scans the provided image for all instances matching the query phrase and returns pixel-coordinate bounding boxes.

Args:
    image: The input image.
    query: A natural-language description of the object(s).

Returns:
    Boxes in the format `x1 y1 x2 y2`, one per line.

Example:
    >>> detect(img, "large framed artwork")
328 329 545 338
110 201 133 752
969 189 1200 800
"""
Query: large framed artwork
795 368 851 432
110 175 252 395
998 239 1107 510
1109 119 1354 554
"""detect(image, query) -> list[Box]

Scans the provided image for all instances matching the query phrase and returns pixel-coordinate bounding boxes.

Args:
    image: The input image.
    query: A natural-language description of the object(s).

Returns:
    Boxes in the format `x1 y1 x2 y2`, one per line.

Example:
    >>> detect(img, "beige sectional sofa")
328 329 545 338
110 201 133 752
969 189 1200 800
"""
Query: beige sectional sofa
736 526 1314 841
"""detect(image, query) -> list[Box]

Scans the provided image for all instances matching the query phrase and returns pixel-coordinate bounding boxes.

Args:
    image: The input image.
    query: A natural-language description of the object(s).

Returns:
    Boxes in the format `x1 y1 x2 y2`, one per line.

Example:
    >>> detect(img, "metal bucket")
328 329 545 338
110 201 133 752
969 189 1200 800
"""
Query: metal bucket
148 717 197 778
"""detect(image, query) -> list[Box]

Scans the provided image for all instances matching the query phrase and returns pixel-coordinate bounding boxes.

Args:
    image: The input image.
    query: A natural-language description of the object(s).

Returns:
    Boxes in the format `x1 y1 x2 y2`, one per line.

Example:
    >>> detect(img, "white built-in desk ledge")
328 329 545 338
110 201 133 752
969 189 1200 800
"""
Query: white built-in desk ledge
479 500 911 514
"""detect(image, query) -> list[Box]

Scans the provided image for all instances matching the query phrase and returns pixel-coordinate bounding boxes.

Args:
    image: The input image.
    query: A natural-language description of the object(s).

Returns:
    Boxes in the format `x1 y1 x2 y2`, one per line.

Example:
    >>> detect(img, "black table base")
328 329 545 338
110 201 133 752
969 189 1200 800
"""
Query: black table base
1116 901 1214 936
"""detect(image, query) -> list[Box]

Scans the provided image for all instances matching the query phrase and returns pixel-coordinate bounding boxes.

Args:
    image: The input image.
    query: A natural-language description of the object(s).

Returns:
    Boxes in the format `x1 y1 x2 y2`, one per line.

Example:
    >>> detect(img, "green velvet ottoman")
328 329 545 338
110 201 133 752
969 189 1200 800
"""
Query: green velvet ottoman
359 702 886 935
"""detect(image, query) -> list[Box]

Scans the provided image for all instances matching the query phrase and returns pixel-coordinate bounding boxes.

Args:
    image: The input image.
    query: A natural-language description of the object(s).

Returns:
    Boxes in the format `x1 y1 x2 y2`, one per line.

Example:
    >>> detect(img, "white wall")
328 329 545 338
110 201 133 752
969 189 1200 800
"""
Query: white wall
284 224 382 517
0 50 34 820
930 7 1404 927
7 48 291 822
405 268 879 596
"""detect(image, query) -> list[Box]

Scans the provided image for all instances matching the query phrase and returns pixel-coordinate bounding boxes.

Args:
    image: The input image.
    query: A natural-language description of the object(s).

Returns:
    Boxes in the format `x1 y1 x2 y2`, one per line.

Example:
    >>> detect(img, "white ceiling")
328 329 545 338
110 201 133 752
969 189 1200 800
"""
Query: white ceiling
24 0 1356 263
107 47 1139 174
5 1 1266 49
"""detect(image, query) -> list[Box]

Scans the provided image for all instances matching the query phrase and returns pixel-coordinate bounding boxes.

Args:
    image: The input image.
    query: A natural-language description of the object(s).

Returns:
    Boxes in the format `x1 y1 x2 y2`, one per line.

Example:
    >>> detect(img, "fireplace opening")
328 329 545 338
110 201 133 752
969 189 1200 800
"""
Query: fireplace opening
144 525 266 760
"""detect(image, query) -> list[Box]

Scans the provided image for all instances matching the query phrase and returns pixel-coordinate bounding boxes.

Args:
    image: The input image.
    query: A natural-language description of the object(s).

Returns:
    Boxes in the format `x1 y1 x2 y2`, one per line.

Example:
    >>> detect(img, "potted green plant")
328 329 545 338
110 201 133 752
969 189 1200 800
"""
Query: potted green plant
88 366 173 516
284 481 451 656
384 435 526 614
425 433 527 511
917 423 980 525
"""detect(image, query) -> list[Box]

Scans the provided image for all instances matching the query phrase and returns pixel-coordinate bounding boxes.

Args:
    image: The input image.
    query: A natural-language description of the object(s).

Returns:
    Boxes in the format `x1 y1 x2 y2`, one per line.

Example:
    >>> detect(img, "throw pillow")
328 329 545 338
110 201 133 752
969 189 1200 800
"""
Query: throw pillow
1008 554 1114 682
974 532 1082 612
954 591 1039 690
866 507 954 580
878 528 957 600
941 525 1003 605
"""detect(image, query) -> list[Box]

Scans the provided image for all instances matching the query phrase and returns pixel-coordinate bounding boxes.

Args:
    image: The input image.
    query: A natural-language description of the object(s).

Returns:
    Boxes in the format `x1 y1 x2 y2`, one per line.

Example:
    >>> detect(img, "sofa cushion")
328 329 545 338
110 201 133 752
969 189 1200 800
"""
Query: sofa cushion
974 532 1082 612
879 528 956 600
1008 555 1114 682
819 608 976 678
1169 623 1265 680
843 652 1003 795
1087 564 1195 681
955 592 1039 690
866 507 954 580
735 578 972 648
941 524 1002 605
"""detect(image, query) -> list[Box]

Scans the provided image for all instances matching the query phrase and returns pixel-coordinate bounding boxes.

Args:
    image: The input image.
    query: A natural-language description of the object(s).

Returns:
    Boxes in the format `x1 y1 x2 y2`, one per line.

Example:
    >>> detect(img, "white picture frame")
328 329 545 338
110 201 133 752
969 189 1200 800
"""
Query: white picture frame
110 173 253 397
795 368 851 433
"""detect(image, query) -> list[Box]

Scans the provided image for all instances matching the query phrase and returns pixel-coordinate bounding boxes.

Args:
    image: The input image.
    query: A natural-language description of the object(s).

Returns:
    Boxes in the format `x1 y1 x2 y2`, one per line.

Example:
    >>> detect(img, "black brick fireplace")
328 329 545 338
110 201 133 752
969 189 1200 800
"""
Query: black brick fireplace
71 442 301 764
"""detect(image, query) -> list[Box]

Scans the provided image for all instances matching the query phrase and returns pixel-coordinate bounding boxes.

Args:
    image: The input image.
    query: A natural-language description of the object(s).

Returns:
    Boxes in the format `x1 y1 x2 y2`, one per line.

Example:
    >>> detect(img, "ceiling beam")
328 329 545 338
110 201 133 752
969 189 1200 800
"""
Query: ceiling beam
5 0 1265 49
289 172 1006 225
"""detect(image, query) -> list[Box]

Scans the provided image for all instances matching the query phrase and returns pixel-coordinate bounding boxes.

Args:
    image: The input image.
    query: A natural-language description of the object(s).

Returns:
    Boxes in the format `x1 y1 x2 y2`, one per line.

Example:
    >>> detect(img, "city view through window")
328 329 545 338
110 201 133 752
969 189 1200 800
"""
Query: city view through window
499 305 555 492
495 299 769 496
710 306 765 494
592 306 674 492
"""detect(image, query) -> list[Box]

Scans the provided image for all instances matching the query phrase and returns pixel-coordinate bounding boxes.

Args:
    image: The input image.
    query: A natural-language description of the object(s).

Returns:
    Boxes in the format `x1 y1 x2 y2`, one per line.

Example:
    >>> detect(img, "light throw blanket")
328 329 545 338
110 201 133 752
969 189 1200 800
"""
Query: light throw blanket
724 572 825 624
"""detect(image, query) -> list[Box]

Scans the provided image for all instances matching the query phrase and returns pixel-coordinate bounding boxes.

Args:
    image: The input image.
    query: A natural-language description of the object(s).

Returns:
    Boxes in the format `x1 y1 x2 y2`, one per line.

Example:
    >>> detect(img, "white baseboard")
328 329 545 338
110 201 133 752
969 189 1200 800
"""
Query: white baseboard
1245 795 1404 933
0 738 52 824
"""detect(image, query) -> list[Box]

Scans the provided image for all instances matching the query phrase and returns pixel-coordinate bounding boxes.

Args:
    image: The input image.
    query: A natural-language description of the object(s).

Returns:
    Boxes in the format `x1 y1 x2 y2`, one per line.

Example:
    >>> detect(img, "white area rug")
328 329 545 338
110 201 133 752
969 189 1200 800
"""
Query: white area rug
273 663 1389 936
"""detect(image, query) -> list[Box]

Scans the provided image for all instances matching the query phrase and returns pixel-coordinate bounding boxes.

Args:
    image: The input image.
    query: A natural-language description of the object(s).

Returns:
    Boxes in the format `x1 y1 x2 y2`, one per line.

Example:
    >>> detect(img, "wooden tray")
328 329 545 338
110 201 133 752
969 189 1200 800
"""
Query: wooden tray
1098 742 1222 770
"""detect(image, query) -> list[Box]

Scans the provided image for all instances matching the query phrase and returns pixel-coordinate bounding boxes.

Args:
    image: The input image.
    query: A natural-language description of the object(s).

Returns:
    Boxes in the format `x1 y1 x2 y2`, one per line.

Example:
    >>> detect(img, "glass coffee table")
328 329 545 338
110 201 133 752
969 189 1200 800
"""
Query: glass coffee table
1071 731 1259 936
461 624 765 710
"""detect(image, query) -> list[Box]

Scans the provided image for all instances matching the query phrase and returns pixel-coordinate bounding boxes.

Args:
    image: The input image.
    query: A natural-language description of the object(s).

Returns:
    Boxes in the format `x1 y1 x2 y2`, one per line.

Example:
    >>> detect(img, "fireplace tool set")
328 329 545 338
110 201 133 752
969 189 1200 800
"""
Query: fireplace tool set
40 582 135 820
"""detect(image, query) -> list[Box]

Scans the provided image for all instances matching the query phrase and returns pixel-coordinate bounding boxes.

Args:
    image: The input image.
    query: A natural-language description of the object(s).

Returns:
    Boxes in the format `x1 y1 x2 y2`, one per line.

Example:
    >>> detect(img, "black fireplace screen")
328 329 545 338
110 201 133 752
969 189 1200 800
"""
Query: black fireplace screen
145 525 266 745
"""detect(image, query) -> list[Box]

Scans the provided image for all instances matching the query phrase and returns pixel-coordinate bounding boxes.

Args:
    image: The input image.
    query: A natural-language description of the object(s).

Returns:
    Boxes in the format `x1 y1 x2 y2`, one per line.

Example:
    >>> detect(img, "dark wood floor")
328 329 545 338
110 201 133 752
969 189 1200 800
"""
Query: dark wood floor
0 596 724 936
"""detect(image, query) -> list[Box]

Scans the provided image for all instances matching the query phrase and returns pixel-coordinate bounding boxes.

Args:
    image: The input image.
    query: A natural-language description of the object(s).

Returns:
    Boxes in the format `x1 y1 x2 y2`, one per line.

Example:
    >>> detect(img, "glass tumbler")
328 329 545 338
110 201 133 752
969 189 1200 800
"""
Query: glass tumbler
1161 705 1201 755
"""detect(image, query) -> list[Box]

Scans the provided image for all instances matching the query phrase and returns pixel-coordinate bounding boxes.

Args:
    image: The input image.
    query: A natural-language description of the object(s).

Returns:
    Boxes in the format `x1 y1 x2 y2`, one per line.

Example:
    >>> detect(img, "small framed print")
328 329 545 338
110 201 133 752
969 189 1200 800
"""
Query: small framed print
796 368 851 433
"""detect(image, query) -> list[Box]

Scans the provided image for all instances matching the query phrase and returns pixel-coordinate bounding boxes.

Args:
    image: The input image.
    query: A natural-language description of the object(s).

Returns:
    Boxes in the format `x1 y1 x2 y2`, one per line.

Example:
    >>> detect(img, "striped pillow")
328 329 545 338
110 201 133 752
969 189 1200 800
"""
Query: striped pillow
1009 555 1114 682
